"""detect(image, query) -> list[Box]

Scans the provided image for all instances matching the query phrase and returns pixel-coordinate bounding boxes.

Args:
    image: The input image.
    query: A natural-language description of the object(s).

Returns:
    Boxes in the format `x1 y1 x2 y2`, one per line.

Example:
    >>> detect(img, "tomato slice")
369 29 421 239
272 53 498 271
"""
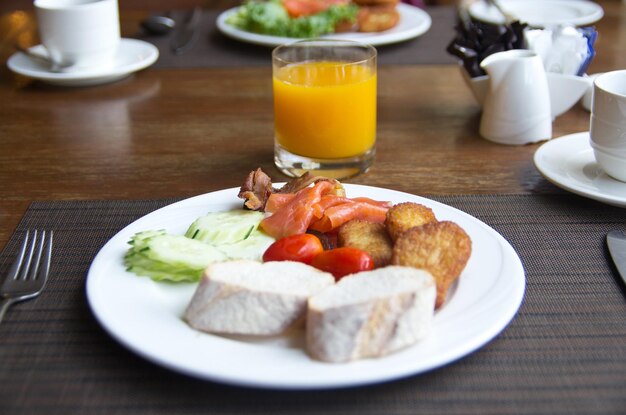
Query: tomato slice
310 247 374 280
282 0 349 18
262 233 324 264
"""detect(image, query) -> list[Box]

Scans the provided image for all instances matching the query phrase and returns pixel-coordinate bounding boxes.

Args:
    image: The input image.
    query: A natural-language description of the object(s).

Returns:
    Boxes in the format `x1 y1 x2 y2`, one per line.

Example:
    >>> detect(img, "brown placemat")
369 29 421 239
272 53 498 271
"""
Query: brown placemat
1 194 625 414
138 7 457 68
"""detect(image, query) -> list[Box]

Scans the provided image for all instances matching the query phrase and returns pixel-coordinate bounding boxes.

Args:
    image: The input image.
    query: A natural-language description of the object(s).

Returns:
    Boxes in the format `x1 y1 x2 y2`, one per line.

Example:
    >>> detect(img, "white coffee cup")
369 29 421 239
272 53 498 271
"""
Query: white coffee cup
34 0 120 71
589 70 626 182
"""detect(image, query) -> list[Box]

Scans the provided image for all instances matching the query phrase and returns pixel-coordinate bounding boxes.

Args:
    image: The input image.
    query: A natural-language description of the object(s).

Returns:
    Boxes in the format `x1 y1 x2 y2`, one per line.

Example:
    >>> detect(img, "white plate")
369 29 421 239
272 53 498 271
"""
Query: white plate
534 132 626 208
469 0 604 27
86 184 525 389
7 38 159 87
216 3 431 47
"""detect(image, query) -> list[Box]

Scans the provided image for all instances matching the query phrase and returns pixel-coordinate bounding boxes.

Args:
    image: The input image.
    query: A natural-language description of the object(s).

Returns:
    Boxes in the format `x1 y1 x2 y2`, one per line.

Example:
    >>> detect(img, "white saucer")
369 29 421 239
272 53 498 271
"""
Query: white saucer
469 0 604 27
7 38 159 87
534 132 626 208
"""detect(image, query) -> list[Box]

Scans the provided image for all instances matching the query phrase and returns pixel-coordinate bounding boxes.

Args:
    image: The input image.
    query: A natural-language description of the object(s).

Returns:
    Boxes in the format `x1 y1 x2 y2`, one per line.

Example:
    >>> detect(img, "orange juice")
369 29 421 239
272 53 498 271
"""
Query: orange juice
273 61 376 159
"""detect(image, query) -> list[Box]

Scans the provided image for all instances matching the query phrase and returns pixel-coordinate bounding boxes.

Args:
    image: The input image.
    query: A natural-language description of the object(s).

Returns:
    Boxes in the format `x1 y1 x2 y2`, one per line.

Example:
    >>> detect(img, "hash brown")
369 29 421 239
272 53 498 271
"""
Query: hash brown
357 5 401 33
337 219 393 267
391 221 472 309
385 202 437 242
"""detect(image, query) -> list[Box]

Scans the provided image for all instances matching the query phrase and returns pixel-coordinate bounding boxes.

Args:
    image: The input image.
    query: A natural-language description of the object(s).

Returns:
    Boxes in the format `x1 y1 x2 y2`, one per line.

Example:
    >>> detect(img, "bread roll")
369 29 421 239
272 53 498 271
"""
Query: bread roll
306 266 436 362
185 260 334 336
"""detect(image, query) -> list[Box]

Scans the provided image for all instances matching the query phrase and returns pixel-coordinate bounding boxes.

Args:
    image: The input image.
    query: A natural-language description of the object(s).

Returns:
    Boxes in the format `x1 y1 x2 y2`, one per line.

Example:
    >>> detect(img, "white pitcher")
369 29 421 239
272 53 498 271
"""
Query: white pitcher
479 50 552 145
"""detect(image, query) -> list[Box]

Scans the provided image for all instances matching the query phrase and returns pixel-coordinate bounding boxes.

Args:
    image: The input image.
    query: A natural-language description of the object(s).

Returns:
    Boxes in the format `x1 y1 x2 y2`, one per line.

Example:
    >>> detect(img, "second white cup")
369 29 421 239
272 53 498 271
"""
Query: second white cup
590 70 626 182
34 0 120 71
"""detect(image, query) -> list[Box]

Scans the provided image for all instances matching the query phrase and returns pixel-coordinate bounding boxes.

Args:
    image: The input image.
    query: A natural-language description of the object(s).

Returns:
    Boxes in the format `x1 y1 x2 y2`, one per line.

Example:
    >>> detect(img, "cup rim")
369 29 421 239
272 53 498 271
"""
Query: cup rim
272 39 377 66
594 70 626 98
34 0 114 10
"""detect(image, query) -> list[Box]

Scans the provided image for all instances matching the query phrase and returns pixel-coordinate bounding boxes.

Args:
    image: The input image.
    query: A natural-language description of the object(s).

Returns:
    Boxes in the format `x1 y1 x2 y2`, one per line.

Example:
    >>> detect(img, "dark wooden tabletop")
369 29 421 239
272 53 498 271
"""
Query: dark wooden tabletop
1 2 626 413
0 0 624 253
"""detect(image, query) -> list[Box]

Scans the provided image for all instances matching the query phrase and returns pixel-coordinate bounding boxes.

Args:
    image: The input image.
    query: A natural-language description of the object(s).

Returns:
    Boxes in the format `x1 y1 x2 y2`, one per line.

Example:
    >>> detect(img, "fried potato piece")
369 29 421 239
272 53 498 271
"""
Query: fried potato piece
385 202 437 242
337 219 393 268
357 5 400 33
352 0 399 6
334 19 358 33
391 221 471 309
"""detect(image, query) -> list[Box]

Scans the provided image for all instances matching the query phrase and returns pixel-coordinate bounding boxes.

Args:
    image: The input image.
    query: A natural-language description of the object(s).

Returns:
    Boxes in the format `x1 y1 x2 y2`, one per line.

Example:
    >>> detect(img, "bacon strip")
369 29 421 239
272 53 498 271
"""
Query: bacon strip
237 168 275 211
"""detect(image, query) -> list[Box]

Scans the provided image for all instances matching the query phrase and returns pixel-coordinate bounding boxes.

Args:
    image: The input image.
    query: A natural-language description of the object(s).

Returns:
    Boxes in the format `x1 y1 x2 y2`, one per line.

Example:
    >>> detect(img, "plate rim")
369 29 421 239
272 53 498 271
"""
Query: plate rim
533 132 626 208
215 3 432 47
468 0 604 27
86 184 526 389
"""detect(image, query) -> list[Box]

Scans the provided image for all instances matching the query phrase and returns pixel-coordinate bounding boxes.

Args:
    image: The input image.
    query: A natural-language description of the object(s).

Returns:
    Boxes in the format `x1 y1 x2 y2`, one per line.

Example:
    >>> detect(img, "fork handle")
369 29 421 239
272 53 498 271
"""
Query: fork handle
0 297 15 325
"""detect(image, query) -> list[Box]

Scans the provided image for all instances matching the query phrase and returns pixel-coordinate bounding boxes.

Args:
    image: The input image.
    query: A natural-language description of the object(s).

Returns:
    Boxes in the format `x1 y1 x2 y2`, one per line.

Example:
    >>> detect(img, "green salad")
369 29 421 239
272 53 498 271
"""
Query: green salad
225 0 358 38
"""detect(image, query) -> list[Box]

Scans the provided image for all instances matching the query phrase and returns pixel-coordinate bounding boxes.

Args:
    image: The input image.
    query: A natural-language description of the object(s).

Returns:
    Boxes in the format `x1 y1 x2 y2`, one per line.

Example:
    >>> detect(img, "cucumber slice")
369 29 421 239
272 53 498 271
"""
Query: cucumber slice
128 229 167 251
125 233 228 282
144 234 228 270
125 253 201 282
217 231 276 261
185 210 265 245
125 209 275 283
126 266 199 282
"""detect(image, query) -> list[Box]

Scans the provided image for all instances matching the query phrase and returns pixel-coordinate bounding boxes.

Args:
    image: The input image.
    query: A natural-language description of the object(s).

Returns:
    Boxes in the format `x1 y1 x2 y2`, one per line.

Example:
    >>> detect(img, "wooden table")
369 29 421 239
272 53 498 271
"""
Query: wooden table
1 1 625 251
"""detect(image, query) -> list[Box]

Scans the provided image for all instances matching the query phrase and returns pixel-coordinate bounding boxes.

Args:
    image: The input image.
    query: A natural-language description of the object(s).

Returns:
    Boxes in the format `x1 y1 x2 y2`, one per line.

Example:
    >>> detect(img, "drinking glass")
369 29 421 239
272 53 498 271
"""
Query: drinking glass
272 39 377 179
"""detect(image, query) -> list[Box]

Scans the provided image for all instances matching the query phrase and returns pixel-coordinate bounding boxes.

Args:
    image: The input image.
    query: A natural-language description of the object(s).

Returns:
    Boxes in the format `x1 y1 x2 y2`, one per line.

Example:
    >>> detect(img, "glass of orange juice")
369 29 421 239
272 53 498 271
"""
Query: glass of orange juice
272 39 377 180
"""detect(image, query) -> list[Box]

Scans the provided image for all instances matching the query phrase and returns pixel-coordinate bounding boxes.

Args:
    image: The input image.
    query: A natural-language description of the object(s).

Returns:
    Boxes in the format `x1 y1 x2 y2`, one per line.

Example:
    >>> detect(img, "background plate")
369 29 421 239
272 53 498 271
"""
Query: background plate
469 0 603 27
216 3 432 47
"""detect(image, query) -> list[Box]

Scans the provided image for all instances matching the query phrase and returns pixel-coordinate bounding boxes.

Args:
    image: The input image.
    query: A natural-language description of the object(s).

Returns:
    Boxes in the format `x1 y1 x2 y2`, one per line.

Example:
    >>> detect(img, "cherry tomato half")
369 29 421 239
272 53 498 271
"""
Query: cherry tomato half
262 233 324 264
310 247 374 280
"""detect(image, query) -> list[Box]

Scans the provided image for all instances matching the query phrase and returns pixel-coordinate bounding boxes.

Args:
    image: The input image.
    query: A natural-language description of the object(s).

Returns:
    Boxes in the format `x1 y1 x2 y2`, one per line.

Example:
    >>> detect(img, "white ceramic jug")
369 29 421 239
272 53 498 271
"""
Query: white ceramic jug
479 50 552 145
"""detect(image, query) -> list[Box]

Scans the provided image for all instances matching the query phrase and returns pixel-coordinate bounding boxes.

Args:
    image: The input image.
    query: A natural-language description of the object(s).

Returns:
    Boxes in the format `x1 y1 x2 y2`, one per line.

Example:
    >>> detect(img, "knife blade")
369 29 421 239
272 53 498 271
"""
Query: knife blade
606 230 626 286
170 6 202 55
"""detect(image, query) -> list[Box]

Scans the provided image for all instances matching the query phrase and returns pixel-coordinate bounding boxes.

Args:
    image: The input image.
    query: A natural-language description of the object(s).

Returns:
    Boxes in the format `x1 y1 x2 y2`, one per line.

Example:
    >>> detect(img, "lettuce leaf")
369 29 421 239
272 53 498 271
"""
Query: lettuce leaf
226 0 358 38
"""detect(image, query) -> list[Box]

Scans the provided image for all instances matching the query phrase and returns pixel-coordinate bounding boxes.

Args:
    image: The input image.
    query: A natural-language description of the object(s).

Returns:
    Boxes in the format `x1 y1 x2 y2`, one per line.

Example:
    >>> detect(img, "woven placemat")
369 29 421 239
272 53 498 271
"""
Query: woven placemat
1 194 625 415
138 7 457 68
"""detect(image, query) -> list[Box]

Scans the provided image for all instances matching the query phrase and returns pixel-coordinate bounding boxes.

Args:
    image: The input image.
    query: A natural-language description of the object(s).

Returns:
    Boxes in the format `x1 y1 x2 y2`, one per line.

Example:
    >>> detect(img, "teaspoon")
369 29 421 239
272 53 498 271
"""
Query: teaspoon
141 15 176 35
14 45 71 73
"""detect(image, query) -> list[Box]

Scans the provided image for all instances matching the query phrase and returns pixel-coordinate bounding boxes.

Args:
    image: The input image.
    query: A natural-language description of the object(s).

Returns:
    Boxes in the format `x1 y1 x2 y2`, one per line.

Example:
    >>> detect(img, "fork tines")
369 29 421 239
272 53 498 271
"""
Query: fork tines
7 230 53 282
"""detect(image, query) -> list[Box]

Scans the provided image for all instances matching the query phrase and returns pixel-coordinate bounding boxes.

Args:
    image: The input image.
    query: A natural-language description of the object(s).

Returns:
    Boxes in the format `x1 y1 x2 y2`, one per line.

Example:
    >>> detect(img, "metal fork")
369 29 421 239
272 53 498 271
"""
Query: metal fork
0 230 53 325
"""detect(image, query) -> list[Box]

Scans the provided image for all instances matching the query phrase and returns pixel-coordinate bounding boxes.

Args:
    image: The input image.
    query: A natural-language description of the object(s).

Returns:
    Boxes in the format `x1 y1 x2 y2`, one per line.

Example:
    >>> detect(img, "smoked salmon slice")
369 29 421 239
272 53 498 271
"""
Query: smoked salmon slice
308 199 390 233
260 181 391 238
264 193 296 214
261 180 335 239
